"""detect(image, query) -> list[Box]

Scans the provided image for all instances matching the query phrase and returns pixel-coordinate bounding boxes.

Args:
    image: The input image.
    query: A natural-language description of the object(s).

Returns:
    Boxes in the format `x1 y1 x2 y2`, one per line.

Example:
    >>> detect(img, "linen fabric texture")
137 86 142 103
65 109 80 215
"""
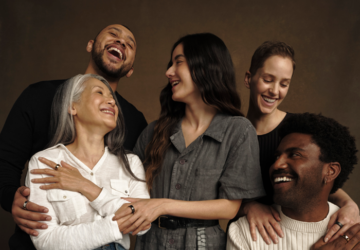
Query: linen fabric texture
134 113 266 250
226 202 339 250
26 144 150 250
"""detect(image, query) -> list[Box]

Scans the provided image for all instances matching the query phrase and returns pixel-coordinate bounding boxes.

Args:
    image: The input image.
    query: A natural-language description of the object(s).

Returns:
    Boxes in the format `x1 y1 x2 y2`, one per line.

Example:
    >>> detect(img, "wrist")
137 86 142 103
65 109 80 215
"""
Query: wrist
242 201 257 216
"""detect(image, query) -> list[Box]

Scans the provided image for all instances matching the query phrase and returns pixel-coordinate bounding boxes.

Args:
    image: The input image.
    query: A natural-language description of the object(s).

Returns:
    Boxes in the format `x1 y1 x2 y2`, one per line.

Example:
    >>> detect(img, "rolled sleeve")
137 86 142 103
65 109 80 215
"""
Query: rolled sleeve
219 123 266 200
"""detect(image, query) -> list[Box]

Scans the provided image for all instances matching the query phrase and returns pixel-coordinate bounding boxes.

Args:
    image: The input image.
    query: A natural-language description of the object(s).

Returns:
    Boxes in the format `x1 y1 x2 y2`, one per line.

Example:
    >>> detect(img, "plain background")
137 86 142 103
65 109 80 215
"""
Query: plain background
1 0 359 249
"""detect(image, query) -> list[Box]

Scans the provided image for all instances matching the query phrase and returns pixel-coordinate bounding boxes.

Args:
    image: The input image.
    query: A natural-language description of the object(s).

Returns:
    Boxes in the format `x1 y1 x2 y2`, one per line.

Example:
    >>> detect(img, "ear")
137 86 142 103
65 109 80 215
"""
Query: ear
68 103 77 116
126 67 134 78
324 162 341 183
86 40 94 53
244 71 251 89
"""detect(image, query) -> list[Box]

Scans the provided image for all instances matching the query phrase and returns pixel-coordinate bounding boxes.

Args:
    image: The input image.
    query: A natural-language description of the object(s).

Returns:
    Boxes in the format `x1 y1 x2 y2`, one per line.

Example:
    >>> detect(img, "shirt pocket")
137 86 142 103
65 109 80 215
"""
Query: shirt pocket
47 189 87 224
110 179 130 197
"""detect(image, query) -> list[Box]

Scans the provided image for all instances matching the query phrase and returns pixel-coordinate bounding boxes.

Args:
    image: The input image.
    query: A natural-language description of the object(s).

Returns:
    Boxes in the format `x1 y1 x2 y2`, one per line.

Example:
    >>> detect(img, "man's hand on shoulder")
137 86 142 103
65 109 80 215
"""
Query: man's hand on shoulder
311 224 360 250
12 186 51 236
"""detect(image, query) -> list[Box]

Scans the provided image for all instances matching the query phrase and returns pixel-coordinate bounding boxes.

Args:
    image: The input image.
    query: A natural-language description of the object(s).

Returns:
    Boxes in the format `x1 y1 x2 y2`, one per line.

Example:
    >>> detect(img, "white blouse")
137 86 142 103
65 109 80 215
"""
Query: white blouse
26 144 150 250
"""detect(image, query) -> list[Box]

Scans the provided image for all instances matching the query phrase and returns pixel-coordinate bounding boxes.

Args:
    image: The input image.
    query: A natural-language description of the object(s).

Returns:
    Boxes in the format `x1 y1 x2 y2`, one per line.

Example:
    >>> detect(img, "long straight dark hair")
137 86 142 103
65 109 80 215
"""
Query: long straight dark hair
49 74 143 181
144 33 243 190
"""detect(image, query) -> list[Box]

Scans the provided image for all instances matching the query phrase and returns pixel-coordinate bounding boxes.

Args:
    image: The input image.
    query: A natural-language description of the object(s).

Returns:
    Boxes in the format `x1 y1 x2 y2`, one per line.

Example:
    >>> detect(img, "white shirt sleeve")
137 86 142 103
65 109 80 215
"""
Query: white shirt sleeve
26 157 122 250
226 219 250 250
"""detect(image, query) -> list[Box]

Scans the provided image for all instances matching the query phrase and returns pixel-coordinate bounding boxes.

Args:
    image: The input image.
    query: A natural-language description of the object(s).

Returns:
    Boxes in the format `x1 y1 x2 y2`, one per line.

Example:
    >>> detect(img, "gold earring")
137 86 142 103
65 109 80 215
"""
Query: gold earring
324 177 327 184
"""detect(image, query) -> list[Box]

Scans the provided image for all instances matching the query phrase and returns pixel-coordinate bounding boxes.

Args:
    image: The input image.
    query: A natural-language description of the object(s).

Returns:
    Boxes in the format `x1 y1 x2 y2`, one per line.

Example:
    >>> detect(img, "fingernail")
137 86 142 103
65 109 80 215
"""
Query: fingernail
30 170 34 173
41 225 47 229
280 233 284 238
40 185 44 189
38 157 44 160
46 216 51 221
43 208 49 213
275 238 278 244
324 237 328 243
32 232 38 236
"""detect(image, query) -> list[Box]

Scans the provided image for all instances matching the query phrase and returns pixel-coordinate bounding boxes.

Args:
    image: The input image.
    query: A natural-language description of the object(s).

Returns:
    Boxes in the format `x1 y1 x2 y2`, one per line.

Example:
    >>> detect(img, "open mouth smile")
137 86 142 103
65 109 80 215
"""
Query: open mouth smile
274 176 293 183
171 81 180 87
262 95 277 103
100 109 115 116
106 45 124 60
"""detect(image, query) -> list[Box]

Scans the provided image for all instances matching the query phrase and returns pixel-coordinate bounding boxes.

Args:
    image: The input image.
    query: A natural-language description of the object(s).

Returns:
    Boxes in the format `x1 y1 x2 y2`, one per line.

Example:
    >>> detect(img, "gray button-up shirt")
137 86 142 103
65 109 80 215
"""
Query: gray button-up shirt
134 113 265 250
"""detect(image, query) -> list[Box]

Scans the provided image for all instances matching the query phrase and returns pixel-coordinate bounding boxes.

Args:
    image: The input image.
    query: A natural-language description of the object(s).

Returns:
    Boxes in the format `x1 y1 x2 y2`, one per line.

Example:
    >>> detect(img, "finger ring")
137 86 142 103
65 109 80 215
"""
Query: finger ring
342 234 350 242
335 221 344 228
128 205 135 214
23 200 29 210
54 164 60 170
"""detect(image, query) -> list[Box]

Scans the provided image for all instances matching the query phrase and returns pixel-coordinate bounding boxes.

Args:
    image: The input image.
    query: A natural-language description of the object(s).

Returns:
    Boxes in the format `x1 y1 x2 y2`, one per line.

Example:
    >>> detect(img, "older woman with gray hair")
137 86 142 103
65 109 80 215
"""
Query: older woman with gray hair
25 74 150 250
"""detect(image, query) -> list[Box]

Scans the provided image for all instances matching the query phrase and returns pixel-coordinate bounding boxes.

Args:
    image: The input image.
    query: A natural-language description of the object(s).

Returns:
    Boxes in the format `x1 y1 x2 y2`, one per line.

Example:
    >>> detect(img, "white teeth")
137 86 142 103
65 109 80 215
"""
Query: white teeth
101 110 114 115
172 81 179 87
263 96 276 103
274 177 293 183
108 47 123 60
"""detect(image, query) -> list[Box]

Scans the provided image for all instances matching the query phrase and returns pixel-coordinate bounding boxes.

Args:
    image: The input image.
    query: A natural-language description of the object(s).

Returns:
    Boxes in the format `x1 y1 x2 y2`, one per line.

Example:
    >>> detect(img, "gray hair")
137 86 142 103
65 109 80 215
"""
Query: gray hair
49 74 143 181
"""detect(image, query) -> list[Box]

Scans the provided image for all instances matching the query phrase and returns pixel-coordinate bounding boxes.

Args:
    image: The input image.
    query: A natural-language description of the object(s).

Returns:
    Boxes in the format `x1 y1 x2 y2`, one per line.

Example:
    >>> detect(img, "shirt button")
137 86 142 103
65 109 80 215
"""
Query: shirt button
175 183 182 190
125 190 128 193
90 172 94 176
63 196 67 199
179 159 186 165
169 238 175 244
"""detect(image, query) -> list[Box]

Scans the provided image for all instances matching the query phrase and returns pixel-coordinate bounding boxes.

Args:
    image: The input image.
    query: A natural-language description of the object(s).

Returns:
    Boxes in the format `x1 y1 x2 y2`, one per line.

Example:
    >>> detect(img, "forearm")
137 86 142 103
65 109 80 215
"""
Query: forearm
329 188 358 209
163 199 242 220
77 180 102 202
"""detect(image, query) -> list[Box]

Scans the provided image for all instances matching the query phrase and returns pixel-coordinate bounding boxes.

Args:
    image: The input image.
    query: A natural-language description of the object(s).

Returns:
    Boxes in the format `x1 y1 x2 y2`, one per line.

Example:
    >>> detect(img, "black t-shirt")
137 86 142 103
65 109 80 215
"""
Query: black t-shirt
0 79 148 250
256 112 294 205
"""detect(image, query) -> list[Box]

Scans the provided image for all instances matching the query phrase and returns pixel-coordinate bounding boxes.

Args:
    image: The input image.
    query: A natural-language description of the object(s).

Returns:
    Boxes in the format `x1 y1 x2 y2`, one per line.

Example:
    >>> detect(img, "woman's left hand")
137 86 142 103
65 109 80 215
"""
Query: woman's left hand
113 198 168 235
31 157 88 193
324 202 360 243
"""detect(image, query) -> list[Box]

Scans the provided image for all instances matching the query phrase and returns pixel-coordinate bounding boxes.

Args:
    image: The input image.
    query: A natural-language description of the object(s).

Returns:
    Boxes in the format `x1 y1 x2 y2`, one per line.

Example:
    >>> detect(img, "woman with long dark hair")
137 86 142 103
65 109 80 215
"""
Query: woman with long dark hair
26 74 149 250
228 41 360 246
113 33 265 249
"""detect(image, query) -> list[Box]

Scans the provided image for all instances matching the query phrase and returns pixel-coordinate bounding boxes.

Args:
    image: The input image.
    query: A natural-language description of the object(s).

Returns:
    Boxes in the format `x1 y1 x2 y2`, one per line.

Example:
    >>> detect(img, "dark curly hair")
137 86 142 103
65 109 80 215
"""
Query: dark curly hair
279 113 358 194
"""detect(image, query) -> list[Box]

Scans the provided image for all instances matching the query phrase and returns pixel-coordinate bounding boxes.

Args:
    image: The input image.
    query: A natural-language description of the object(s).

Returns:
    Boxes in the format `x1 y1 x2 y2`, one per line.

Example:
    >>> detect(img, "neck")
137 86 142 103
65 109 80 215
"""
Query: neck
183 99 217 130
66 123 107 169
246 101 285 135
281 198 329 222
85 62 119 92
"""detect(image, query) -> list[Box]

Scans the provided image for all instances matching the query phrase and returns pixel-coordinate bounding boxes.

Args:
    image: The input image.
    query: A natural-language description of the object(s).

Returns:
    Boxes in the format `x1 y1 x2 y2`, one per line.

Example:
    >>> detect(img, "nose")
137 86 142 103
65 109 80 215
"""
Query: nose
165 65 175 79
269 82 280 96
272 154 287 171
115 38 126 49
107 96 116 106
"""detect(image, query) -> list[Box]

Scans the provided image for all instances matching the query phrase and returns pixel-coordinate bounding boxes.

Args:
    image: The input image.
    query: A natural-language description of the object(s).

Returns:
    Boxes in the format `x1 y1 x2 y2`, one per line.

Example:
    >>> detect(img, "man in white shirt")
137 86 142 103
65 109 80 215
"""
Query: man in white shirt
227 113 358 250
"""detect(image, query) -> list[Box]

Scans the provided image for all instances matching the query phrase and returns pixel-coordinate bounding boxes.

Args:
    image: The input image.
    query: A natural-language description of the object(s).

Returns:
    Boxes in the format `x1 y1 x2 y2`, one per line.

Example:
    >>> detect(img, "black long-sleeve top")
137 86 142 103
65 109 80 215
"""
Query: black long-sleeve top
0 79 148 249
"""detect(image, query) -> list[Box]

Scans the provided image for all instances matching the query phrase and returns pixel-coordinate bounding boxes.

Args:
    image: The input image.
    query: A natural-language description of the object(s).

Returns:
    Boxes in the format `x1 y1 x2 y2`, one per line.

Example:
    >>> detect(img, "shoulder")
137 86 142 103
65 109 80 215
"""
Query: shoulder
31 144 65 160
228 217 252 248
224 116 257 142
16 79 66 106
138 120 157 141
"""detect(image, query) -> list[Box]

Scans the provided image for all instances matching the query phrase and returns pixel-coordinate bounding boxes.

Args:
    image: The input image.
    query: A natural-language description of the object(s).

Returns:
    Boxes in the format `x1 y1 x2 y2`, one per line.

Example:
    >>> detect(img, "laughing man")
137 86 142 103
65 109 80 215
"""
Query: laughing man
227 113 358 250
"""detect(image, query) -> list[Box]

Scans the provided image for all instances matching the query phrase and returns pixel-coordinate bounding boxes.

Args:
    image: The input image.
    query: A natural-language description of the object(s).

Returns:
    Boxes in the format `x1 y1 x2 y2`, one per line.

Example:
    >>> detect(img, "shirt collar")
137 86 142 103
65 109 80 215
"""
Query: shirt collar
170 112 230 144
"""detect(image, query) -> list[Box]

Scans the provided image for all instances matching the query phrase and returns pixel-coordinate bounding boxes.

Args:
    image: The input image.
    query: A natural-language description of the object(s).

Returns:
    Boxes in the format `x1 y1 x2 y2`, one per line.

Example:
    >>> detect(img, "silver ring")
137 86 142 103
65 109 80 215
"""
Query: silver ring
128 205 135 214
23 200 29 210
335 221 344 229
54 164 60 170
342 234 350 242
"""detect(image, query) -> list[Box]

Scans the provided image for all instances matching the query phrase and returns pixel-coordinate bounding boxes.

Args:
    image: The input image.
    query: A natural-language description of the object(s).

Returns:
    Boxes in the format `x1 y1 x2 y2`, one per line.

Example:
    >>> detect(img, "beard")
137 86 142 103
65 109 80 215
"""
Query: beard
91 41 130 79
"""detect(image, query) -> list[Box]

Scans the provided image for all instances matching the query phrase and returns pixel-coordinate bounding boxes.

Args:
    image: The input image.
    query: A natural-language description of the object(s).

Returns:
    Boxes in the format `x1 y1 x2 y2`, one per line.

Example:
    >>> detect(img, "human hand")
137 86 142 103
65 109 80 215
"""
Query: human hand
11 186 51 236
244 201 283 244
325 203 360 243
311 223 360 250
113 198 167 235
115 207 151 234
31 158 88 193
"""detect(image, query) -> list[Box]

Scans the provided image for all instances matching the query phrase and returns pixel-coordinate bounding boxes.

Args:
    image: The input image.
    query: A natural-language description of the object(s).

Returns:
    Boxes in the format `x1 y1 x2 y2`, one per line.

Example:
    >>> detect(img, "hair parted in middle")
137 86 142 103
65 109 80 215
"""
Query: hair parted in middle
249 41 296 76
49 74 143 181
143 33 243 191
279 112 358 194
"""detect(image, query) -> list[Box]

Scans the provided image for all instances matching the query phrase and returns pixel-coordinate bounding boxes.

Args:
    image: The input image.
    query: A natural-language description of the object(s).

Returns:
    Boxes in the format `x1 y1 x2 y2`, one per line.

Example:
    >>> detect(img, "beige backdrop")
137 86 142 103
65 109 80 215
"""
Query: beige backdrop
1 0 360 249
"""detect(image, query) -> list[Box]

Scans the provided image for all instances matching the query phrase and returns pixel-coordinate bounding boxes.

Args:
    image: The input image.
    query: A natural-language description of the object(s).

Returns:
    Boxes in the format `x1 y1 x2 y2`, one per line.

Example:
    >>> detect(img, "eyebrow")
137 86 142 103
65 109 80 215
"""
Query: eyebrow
275 147 305 155
108 27 136 47
92 85 105 90
174 54 185 60
262 73 291 81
